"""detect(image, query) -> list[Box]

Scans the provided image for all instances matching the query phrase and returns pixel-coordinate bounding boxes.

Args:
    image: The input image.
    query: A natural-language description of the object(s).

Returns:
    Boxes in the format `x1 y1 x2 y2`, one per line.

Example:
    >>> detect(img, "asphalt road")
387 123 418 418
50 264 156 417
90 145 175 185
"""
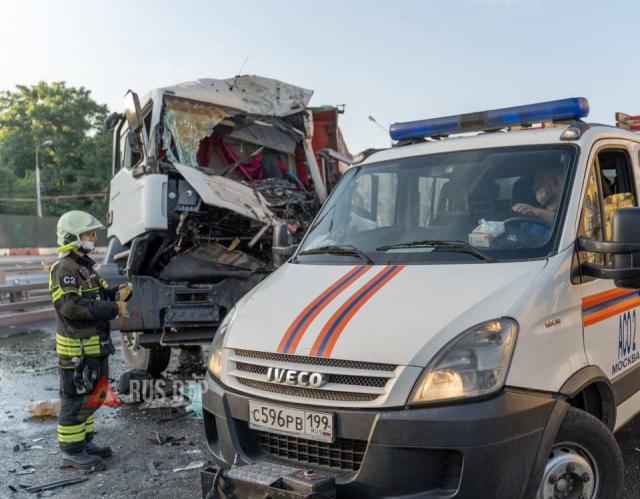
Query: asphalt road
0 322 211 498
1 322 640 498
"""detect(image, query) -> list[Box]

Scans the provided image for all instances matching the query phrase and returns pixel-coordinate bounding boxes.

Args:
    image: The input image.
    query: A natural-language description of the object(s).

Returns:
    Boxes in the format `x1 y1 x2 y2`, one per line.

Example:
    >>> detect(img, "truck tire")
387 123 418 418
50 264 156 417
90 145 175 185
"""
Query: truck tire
121 332 171 377
536 407 623 499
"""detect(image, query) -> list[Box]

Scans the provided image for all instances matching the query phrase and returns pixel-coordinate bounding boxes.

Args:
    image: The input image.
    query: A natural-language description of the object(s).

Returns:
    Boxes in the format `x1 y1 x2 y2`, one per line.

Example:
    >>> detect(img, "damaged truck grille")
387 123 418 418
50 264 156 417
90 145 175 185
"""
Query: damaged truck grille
258 431 367 472
229 349 398 404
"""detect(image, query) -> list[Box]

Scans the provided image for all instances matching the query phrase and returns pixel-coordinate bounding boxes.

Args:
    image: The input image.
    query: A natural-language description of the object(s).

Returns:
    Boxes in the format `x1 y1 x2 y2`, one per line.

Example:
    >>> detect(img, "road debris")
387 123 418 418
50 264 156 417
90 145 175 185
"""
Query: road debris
22 477 89 494
140 396 187 410
25 399 60 417
13 442 44 452
185 383 203 419
172 460 205 473
147 461 160 477
12 468 36 476
9 464 37 476
149 431 186 446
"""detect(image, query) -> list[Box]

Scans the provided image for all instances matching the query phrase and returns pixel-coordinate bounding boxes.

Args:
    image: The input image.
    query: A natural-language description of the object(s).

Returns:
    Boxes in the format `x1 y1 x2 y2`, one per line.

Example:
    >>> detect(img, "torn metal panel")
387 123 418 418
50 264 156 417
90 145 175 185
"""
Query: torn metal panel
228 122 297 155
162 98 228 167
174 163 275 224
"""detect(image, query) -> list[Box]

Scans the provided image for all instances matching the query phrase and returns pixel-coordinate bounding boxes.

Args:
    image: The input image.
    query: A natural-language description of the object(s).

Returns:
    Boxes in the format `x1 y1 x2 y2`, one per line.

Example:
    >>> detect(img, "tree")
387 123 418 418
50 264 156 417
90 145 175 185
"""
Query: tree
0 81 112 218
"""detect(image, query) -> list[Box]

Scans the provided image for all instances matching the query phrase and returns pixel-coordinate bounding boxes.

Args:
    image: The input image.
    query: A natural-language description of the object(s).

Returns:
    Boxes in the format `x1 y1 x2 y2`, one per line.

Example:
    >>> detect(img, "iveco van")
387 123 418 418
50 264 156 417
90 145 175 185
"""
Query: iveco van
202 98 640 498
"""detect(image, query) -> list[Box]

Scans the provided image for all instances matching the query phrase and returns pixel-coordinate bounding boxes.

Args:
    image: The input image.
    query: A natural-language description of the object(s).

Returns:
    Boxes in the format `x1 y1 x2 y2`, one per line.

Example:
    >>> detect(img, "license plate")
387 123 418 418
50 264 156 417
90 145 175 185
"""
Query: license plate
248 400 334 443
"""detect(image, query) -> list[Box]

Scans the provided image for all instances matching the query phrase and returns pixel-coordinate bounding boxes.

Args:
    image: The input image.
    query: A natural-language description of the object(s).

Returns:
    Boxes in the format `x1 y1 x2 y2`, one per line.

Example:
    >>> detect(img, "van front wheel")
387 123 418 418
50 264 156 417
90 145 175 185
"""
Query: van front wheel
537 407 623 499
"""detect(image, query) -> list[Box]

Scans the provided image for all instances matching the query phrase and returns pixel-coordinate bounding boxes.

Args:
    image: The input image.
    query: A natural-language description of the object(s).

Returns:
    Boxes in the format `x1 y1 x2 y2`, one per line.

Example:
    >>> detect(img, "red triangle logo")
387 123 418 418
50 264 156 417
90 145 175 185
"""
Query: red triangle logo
87 376 121 408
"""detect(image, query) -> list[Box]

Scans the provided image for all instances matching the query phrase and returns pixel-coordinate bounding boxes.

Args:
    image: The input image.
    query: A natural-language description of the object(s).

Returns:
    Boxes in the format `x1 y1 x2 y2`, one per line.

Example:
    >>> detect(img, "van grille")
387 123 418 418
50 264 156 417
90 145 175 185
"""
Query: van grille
235 362 388 388
229 349 398 404
233 349 396 371
257 431 367 471
236 378 380 402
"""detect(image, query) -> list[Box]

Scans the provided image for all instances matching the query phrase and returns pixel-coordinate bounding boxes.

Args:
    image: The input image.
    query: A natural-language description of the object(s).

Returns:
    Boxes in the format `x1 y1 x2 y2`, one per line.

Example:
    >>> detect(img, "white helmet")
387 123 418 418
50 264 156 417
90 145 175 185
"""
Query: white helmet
56 210 104 254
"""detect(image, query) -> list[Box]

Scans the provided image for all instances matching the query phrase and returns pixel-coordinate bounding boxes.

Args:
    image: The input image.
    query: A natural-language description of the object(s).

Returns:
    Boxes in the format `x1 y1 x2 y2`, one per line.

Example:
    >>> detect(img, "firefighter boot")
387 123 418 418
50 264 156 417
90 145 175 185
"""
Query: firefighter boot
85 440 113 458
61 450 106 471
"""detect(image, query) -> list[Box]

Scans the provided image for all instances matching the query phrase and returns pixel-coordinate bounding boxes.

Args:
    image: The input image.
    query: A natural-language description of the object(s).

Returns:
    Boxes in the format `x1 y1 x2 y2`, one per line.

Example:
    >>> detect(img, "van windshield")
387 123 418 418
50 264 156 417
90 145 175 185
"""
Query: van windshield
297 145 577 264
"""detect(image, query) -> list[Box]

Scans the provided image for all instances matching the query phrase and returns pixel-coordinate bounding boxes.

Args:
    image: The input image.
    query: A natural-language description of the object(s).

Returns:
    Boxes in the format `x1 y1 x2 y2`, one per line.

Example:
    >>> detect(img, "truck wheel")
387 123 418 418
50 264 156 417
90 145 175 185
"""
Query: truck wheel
537 407 623 499
121 332 171 377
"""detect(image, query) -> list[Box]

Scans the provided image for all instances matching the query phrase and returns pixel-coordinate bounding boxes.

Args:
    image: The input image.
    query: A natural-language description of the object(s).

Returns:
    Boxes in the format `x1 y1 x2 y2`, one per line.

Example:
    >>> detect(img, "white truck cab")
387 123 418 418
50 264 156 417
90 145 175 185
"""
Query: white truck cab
202 98 640 498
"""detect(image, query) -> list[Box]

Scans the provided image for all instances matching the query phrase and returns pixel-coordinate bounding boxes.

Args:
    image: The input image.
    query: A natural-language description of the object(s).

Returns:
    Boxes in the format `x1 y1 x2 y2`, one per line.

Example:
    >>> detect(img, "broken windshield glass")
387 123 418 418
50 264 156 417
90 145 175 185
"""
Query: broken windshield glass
162 97 228 167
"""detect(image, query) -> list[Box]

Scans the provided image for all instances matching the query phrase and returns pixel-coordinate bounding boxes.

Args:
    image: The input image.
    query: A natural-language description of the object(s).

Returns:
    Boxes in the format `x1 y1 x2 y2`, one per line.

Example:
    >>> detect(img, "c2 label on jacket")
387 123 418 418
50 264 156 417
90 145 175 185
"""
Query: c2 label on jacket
248 400 334 443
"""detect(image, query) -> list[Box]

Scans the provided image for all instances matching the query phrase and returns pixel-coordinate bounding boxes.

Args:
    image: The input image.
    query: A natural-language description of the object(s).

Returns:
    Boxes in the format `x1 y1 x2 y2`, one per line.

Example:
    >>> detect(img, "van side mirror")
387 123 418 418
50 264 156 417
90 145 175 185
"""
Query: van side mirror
272 223 298 267
577 207 640 288
124 90 144 134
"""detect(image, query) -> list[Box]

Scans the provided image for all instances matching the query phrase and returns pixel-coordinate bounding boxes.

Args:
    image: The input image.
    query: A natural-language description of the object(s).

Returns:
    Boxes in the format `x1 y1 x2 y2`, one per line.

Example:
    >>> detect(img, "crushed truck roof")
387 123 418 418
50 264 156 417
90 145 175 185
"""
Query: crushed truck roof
146 75 314 118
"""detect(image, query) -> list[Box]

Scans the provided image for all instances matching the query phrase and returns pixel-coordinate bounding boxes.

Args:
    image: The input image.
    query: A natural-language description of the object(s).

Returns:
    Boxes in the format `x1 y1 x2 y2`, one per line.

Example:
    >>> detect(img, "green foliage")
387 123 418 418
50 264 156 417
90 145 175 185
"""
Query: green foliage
0 81 111 218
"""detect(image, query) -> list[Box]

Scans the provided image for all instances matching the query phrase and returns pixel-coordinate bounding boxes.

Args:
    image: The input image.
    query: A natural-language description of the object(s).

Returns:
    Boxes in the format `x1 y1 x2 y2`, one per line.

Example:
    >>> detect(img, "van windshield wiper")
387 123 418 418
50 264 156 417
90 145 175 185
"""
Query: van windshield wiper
298 244 374 264
376 240 494 262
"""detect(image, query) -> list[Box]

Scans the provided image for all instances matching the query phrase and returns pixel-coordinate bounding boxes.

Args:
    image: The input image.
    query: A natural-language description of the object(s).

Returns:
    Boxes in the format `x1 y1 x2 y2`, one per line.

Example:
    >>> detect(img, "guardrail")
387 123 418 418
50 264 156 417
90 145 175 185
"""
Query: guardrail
0 281 53 328
0 253 104 329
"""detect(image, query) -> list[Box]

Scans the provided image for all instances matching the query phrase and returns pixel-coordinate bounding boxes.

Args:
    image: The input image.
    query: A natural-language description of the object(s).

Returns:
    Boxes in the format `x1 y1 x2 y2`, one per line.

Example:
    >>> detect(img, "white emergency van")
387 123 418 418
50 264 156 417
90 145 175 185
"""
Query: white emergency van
202 98 640 498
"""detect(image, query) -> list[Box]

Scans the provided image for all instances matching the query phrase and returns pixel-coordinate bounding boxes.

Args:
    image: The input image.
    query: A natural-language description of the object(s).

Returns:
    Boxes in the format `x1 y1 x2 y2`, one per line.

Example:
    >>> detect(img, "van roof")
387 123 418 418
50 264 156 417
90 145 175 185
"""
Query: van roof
359 124 640 166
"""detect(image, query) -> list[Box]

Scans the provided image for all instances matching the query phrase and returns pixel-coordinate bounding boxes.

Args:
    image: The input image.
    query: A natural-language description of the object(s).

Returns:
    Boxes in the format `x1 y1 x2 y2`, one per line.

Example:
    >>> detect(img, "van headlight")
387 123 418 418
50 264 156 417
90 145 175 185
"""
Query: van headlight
208 307 236 380
409 318 518 405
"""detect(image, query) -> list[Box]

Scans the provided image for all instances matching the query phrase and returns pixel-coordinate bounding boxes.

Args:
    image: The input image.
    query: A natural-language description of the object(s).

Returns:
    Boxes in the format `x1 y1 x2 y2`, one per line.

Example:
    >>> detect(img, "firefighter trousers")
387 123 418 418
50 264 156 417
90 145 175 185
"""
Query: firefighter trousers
57 355 109 453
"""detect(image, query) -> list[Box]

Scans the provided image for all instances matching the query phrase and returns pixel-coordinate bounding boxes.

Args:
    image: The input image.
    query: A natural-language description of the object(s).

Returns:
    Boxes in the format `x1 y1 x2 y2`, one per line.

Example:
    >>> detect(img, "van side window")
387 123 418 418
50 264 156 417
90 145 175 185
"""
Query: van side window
578 148 636 266
598 150 636 240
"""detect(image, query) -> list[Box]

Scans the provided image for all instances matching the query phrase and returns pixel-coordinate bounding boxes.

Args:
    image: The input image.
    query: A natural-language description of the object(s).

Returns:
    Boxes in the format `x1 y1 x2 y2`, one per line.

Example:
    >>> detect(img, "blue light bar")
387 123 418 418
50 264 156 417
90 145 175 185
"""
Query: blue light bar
389 97 590 141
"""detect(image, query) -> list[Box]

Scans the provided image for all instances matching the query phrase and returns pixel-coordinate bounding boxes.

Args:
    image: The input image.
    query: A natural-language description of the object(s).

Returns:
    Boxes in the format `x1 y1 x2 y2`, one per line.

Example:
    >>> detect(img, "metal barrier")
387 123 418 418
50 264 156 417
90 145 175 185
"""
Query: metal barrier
0 281 53 328
0 253 104 329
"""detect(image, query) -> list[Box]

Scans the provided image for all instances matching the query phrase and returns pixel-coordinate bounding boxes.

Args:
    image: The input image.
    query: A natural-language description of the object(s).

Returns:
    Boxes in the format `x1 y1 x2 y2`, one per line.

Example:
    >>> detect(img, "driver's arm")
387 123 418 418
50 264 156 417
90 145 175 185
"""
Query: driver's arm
512 203 554 224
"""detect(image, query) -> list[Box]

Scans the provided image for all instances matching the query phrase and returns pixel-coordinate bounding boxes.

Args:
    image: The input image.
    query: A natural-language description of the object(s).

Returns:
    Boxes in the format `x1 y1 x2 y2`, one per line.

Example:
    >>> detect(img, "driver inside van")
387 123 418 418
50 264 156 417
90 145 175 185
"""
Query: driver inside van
512 166 563 224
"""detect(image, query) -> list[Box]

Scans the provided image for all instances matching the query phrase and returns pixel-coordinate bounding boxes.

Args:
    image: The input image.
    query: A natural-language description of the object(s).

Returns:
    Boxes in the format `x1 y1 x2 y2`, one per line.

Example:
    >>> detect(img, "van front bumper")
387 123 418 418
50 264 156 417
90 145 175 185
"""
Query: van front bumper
202 372 566 498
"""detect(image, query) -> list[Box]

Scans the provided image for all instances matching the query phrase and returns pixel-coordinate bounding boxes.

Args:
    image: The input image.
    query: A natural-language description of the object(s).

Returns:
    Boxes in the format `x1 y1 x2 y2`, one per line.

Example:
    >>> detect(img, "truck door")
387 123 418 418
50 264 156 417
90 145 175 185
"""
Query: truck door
577 142 640 397
107 120 167 245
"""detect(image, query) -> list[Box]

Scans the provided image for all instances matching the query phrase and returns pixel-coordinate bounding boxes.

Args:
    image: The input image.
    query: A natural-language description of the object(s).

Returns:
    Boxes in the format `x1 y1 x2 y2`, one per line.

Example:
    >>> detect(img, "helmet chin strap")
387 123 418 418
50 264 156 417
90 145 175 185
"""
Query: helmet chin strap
56 241 81 254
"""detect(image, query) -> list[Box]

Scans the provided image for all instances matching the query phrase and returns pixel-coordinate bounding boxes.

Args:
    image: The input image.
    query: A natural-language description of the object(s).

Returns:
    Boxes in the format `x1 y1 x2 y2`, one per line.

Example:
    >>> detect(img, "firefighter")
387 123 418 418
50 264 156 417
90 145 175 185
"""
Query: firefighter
49 210 131 470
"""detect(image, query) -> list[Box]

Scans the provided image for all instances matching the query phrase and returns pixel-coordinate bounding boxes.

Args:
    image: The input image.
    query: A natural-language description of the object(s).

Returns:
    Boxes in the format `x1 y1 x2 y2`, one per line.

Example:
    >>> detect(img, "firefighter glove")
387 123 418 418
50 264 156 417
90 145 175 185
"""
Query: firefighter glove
116 301 129 318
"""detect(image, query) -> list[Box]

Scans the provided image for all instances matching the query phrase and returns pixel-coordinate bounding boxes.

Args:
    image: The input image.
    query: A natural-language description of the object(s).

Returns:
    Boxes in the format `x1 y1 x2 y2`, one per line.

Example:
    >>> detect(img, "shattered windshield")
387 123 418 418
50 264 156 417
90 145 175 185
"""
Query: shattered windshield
160 95 301 182
297 145 577 264
162 97 228 167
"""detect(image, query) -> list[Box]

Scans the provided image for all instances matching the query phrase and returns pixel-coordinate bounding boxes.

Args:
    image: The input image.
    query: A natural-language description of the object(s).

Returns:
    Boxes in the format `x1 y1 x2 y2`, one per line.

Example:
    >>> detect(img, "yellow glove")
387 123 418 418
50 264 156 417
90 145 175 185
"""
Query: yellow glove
116 282 133 302
116 301 129 318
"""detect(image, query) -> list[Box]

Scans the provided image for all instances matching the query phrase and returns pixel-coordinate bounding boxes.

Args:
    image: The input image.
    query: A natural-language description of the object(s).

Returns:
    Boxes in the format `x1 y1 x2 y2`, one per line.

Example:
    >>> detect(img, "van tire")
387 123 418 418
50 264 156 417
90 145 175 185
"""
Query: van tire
537 407 623 499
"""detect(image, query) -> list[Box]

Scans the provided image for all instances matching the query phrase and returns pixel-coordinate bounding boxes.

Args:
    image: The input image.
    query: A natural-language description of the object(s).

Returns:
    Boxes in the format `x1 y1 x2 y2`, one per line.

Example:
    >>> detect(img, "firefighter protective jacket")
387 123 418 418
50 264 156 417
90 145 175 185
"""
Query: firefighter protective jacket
48 252 119 356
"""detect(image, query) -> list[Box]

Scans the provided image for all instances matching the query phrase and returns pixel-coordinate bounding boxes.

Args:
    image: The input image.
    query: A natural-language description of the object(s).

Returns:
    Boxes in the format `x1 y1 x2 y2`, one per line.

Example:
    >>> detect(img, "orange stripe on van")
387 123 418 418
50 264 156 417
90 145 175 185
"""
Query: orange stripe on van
310 265 404 358
582 288 631 310
277 265 370 354
583 296 640 327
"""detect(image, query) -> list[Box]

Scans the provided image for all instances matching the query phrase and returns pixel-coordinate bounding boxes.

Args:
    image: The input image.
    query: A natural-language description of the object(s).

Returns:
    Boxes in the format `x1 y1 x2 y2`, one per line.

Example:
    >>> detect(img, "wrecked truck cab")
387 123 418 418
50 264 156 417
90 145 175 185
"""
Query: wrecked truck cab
99 76 350 376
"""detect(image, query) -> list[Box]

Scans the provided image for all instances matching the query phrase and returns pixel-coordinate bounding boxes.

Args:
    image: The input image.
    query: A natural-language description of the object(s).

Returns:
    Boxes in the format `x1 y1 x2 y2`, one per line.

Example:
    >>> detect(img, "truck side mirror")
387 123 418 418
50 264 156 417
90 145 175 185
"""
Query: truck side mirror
577 207 640 288
124 90 144 134
103 112 123 133
272 223 298 267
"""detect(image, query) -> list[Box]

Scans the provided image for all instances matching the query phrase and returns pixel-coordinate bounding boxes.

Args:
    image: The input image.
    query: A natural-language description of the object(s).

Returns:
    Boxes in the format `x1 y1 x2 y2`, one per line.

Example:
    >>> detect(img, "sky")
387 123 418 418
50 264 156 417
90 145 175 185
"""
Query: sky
1 0 639 153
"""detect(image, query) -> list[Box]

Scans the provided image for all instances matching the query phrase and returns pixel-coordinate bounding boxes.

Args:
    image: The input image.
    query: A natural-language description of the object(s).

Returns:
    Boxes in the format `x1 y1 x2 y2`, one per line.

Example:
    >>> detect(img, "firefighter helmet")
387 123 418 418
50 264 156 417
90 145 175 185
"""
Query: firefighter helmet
56 211 104 254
